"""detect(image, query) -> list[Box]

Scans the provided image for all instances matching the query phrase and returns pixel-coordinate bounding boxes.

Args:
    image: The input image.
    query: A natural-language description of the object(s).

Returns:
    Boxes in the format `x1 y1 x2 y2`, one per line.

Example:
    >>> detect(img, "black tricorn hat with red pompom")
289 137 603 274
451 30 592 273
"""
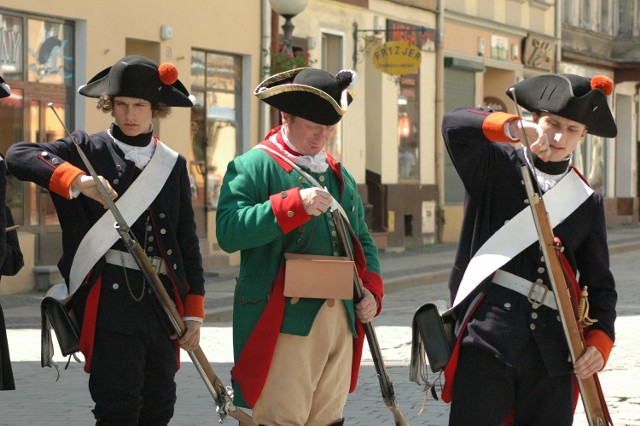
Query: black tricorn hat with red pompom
507 73 617 137
78 55 193 107
255 67 357 125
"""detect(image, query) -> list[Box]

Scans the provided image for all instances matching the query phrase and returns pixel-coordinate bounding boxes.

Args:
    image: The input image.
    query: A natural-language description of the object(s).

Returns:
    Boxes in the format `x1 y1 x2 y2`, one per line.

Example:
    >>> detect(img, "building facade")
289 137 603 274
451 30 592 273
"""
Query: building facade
0 0 263 293
1 0 639 294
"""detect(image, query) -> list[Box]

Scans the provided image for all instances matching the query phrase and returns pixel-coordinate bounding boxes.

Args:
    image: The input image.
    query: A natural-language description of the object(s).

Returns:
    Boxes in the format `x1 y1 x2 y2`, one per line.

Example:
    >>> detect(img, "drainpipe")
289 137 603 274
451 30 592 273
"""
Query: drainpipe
555 1 562 73
260 0 272 138
435 0 446 243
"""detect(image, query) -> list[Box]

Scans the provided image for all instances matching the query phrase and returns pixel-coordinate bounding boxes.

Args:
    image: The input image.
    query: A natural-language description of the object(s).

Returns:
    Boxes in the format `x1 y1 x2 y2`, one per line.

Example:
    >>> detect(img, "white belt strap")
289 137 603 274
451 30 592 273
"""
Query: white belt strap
452 169 592 308
69 141 178 294
492 269 557 310
104 249 168 275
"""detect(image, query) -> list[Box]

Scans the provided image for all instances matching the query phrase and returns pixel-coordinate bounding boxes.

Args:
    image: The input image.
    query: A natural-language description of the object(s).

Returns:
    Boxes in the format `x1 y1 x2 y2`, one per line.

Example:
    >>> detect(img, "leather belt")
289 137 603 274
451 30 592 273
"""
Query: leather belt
105 249 168 275
492 269 557 310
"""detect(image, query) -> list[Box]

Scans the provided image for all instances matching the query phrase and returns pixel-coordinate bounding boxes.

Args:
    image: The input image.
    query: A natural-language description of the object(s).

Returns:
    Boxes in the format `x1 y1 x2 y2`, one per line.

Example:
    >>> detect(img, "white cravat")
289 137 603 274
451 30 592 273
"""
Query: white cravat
276 128 329 173
108 129 155 170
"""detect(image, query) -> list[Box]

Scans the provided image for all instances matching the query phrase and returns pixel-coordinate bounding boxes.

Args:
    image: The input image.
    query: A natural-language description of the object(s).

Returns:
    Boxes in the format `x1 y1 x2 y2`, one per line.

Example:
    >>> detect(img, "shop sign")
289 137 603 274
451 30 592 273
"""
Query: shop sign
523 34 555 71
372 41 422 76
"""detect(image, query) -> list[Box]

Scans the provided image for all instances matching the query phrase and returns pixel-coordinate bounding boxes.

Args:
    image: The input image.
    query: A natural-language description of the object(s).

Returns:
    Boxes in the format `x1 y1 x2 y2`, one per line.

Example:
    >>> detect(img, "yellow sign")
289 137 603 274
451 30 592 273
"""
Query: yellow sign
372 41 422 75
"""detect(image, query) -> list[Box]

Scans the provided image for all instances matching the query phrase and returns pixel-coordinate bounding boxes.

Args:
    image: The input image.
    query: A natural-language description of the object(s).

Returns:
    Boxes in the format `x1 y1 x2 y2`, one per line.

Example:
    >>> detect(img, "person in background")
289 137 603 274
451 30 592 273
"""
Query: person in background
0 75 25 391
216 67 383 426
6 56 204 425
441 73 617 425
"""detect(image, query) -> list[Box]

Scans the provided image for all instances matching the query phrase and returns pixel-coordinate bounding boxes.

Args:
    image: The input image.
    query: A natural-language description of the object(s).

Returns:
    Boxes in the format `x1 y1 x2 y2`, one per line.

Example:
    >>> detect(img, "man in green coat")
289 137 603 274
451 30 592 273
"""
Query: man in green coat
216 67 384 426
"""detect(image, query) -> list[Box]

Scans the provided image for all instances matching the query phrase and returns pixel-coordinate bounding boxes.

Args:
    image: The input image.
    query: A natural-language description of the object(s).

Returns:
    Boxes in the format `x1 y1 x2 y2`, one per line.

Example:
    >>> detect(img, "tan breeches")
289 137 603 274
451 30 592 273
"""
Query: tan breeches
252 301 353 426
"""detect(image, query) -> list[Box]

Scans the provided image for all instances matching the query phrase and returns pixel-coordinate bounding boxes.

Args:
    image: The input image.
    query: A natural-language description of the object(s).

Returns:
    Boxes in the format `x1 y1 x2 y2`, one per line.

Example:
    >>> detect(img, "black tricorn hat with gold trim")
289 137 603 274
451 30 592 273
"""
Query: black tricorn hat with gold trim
255 67 356 125
78 55 193 107
0 75 10 99
507 73 617 138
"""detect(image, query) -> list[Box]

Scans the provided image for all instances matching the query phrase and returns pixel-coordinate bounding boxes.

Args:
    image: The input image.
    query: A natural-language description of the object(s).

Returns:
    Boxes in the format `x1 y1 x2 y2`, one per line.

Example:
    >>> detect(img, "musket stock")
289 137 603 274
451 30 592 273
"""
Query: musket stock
48 104 256 425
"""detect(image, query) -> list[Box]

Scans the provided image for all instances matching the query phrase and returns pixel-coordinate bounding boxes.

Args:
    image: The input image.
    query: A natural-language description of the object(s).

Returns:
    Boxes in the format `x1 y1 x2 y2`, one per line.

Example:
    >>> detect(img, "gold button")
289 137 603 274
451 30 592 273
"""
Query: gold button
281 191 288 198
298 177 305 183
319 175 325 182
298 226 305 232
287 211 294 217
331 231 337 237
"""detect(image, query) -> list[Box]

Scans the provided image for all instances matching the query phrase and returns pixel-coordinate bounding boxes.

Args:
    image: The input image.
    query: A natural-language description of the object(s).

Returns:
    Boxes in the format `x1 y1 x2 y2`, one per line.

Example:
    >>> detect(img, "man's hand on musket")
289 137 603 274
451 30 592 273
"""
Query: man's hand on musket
356 286 378 324
171 320 202 352
72 174 118 207
574 345 605 379
508 119 552 162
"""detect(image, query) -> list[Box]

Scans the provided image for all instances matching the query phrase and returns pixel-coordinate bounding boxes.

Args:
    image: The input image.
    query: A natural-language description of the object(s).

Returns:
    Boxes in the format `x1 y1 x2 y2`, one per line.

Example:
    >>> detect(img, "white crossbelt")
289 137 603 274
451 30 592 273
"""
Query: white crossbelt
104 249 168 275
492 269 557 310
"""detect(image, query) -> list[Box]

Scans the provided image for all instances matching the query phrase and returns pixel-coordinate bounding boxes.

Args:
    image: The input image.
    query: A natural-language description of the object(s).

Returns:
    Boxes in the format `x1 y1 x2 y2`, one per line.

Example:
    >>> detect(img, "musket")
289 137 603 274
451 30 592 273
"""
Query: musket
330 209 409 426
508 92 613 426
48 104 256 426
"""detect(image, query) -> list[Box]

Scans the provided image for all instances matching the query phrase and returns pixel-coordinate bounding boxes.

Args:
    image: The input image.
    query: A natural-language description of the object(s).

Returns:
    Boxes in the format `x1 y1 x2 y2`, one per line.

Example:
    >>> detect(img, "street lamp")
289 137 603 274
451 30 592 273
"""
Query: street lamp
269 0 309 55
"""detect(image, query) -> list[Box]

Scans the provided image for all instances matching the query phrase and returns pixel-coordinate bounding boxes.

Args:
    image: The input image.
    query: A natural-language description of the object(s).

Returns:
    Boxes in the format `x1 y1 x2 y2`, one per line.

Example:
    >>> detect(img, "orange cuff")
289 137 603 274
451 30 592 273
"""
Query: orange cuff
585 328 614 367
184 294 205 319
50 162 85 199
482 112 519 142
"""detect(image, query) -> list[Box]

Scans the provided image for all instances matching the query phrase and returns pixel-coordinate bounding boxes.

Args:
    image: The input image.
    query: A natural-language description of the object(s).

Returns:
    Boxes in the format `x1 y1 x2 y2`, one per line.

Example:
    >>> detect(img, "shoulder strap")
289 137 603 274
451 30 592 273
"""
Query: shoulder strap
68 141 178 294
452 169 593 308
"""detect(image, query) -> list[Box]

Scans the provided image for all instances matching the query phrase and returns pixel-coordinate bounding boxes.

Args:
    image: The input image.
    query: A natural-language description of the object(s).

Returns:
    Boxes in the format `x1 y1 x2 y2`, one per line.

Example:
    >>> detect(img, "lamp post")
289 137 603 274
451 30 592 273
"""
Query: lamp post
269 0 309 55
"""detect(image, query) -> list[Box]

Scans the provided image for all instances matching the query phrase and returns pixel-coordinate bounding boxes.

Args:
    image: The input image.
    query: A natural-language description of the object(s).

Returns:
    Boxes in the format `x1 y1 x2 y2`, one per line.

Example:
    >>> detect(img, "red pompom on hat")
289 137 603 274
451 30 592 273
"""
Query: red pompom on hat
591 75 613 96
158 63 179 85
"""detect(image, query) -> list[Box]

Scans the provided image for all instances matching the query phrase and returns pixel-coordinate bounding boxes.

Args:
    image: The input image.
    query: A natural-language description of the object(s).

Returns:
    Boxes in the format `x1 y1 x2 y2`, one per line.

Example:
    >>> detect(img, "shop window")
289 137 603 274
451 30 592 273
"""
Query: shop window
321 32 344 161
190 50 242 212
27 18 74 85
0 88 23 224
0 14 23 80
398 74 420 181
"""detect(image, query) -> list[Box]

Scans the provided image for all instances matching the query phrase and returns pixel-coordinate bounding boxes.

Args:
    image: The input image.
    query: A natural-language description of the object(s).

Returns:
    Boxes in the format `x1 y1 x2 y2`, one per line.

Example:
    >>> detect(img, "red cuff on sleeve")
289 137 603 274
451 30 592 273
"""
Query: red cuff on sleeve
585 328 614 367
362 270 384 315
482 112 519 142
184 294 205 319
50 162 85 199
270 187 310 234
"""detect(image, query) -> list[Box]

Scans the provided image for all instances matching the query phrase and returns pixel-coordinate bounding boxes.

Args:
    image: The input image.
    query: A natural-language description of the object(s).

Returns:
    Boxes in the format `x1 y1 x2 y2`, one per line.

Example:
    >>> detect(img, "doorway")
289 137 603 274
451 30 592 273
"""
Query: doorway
25 99 66 264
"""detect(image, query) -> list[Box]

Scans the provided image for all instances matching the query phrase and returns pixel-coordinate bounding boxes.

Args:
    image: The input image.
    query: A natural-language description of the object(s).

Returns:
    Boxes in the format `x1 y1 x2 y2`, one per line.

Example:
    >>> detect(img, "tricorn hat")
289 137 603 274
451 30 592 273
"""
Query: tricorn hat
507 73 617 138
78 55 193 107
0 75 11 99
254 67 356 125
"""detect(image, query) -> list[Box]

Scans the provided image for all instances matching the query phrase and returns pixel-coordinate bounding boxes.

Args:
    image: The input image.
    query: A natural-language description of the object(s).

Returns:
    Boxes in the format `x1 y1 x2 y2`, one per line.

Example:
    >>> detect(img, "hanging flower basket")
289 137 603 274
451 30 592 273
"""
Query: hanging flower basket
262 44 315 76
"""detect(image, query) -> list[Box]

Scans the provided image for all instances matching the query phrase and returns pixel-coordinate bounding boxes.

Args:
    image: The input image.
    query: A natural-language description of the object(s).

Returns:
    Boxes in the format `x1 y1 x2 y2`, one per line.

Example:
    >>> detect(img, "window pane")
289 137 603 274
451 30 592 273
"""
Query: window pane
190 50 241 210
0 14 23 79
27 19 74 85
398 74 420 181
0 88 23 223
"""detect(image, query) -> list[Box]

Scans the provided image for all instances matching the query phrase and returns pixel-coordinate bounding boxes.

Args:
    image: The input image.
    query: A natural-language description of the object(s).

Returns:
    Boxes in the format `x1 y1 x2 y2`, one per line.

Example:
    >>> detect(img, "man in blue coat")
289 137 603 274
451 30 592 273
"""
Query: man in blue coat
442 73 617 425
6 55 204 425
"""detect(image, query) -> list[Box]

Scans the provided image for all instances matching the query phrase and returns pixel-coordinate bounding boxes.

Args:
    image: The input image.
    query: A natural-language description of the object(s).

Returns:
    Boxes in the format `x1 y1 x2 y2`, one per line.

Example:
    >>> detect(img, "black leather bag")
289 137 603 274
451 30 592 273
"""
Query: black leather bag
409 301 454 390
41 285 81 372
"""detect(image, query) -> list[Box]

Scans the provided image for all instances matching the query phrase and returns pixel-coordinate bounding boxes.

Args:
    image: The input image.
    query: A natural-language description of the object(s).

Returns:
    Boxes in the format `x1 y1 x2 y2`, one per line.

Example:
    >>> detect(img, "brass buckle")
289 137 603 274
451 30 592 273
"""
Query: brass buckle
150 256 164 275
527 281 549 309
